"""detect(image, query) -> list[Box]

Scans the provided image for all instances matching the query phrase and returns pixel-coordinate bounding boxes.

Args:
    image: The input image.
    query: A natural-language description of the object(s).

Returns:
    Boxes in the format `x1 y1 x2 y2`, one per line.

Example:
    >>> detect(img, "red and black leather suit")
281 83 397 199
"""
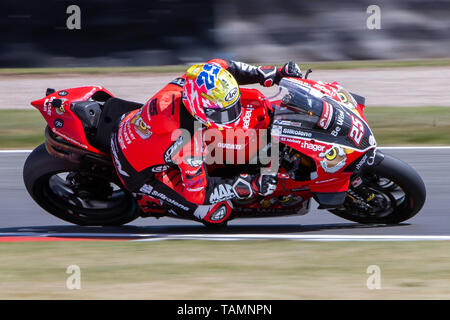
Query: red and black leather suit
110 59 302 224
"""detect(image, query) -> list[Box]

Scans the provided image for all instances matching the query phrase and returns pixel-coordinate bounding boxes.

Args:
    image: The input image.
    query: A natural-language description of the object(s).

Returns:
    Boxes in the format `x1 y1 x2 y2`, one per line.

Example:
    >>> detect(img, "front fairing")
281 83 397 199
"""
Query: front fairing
269 77 378 204
271 78 376 152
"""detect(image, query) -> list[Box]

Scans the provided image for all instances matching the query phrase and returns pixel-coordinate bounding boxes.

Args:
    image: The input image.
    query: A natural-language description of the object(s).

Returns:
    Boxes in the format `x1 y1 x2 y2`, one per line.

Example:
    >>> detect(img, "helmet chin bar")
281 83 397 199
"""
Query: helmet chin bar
204 99 242 125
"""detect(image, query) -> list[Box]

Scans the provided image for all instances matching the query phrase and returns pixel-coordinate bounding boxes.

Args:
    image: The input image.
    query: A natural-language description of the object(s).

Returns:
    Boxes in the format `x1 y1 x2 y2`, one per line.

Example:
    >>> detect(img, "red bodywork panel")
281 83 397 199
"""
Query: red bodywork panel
31 86 114 155
206 88 272 165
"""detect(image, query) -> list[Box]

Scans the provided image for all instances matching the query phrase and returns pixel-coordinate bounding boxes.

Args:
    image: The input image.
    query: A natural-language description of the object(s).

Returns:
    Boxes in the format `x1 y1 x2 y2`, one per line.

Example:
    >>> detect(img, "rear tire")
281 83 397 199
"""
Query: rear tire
23 144 139 226
330 154 426 224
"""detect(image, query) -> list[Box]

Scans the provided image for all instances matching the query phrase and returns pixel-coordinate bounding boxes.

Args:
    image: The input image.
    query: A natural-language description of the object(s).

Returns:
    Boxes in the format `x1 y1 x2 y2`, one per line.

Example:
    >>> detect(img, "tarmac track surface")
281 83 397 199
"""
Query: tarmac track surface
0 148 449 240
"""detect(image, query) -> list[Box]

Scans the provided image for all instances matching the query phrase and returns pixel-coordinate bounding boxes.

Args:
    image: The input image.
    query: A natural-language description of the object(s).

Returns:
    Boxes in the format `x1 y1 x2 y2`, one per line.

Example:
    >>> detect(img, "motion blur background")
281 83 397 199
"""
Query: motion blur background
1 0 450 67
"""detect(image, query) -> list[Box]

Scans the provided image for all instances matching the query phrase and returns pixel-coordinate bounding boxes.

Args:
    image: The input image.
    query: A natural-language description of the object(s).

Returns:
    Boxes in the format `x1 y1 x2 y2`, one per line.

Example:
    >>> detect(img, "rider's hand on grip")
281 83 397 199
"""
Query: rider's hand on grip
252 174 278 197
232 173 278 198
276 61 302 84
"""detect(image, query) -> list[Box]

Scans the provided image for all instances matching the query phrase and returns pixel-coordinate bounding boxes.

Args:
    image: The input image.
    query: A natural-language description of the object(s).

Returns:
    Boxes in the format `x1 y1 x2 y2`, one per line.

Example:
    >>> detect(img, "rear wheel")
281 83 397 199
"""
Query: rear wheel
23 144 139 226
330 154 426 224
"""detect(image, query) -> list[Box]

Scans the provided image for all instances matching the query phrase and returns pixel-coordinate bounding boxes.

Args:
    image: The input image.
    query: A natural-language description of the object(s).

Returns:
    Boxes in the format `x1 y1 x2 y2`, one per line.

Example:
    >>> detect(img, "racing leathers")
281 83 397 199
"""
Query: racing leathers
110 59 302 224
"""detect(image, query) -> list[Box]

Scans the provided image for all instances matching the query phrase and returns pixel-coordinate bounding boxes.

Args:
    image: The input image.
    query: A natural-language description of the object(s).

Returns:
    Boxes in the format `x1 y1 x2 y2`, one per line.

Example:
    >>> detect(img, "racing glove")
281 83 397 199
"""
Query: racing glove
232 173 278 198
252 173 278 196
276 61 303 84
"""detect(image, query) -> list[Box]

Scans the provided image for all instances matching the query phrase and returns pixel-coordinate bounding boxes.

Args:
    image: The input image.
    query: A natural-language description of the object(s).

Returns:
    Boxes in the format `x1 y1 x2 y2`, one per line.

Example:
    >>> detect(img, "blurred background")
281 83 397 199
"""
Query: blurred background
1 0 450 147
1 0 450 67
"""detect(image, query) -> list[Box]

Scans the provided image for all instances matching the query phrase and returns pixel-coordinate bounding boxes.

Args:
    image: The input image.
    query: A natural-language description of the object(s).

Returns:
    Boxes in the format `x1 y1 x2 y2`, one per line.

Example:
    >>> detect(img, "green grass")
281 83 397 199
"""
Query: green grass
1 107 449 149
0 109 46 149
364 107 450 146
0 240 449 299
1 58 450 75
301 58 450 70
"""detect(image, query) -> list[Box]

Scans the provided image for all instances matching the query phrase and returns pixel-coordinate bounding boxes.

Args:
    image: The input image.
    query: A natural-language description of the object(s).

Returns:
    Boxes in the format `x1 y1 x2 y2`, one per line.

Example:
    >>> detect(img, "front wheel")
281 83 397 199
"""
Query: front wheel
330 153 426 224
23 144 139 226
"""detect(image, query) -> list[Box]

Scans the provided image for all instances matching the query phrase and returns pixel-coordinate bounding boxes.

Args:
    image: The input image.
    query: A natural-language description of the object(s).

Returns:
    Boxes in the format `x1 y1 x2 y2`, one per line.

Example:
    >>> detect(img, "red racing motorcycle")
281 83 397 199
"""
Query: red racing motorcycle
23 73 426 226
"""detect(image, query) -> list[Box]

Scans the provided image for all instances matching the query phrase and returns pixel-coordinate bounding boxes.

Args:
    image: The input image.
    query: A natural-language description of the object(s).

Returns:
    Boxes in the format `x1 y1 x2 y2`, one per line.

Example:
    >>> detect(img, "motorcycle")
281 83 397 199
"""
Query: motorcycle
23 72 426 226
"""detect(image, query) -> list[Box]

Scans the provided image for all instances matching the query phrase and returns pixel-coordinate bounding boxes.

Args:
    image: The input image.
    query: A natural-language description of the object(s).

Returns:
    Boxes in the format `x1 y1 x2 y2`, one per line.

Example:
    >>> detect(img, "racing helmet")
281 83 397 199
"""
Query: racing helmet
182 63 241 127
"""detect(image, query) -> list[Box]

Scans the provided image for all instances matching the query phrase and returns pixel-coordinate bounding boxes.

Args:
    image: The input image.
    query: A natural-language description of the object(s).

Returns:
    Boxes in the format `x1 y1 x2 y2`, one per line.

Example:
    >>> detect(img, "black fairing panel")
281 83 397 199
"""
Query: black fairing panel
71 101 102 128
273 95 373 151
72 97 143 153
350 92 366 106
94 98 143 153
314 191 347 208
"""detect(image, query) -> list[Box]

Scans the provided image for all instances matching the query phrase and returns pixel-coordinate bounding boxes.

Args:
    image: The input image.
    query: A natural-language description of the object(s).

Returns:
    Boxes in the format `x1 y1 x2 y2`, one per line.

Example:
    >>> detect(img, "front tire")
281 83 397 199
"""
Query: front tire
330 154 426 224
23 144 139 226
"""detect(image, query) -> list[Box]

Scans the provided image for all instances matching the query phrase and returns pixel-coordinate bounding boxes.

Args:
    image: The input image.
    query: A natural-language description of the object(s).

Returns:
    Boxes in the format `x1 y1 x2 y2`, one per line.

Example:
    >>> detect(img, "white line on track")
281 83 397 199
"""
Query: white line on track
1 232 450 241
132 234 450 242
0 150 33 153
2 146 450 154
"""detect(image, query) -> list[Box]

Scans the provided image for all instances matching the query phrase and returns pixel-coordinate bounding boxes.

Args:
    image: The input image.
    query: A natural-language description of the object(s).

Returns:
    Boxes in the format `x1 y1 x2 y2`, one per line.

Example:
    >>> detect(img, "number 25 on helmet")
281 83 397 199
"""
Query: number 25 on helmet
182 63 242 128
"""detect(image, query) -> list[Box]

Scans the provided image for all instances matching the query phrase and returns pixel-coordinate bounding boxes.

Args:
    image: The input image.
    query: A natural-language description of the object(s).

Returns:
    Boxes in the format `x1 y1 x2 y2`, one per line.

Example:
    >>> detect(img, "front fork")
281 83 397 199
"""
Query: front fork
347 149 386 210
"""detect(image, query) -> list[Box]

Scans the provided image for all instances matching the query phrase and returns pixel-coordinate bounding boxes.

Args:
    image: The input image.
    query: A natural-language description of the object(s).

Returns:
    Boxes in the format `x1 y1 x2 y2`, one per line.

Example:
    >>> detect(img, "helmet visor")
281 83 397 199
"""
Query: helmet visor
204 99 242 125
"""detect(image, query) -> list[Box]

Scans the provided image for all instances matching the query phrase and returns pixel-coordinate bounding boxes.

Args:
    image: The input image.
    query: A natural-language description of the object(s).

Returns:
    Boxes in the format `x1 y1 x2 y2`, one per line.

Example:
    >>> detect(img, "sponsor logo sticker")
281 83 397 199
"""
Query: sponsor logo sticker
300 141 325 152
209 184 235 204
151 165 169 173
210 205 228 221
54 119 64 129
217 142 243 150
225 87 238 102
242 108 253 130
281 127 312 138
140 184 190 211
185 156 203 167
319 146 347 173
351 177 363 188
164 136 184 164
111 139 129 177
318 101 333 130
131 111 152 140
355 154 368 171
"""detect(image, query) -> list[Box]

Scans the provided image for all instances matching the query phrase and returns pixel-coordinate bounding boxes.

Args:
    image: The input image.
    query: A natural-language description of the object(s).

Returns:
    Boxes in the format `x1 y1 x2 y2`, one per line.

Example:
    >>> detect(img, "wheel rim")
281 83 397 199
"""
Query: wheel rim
337 173 407 219
41 171 133 221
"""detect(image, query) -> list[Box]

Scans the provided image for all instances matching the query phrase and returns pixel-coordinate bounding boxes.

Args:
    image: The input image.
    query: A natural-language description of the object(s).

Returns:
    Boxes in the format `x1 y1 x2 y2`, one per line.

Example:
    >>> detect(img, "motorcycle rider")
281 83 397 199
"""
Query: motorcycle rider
110 59 303 225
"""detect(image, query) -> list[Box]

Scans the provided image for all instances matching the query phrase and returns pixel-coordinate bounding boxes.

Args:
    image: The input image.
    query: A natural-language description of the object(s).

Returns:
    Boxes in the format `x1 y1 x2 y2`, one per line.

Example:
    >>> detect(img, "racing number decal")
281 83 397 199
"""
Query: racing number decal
349 114 365 146
196 64 221 90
